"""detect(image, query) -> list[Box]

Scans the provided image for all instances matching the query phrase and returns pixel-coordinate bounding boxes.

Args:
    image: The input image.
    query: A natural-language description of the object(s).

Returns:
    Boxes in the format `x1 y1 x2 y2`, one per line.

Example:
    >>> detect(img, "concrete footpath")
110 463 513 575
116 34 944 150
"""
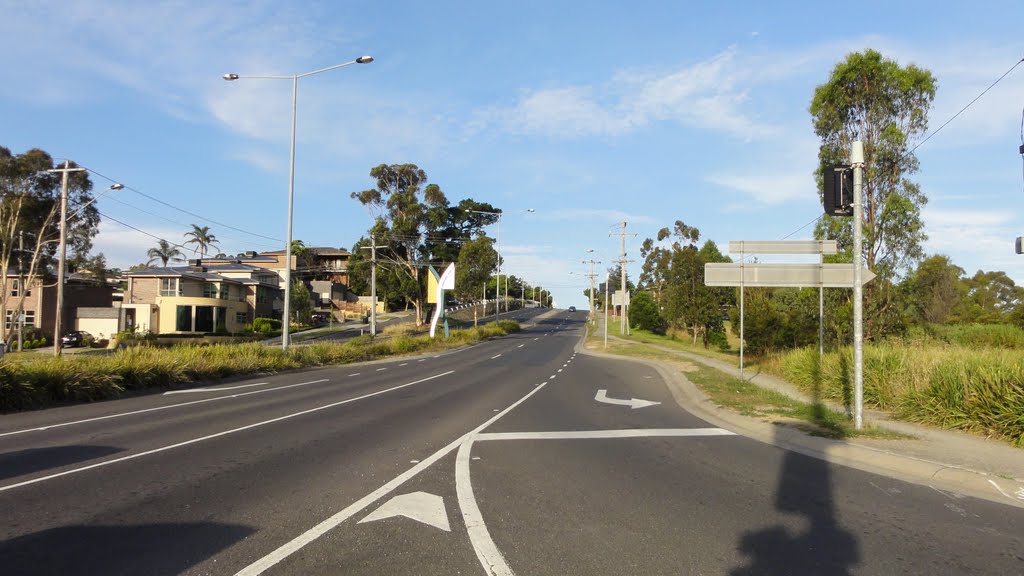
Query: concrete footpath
578 327 1024 510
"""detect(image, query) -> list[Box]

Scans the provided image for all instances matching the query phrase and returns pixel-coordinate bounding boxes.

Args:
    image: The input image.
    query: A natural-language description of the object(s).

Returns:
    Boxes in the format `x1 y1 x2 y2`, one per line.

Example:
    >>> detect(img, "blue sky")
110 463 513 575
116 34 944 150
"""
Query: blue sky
2 0 1023 309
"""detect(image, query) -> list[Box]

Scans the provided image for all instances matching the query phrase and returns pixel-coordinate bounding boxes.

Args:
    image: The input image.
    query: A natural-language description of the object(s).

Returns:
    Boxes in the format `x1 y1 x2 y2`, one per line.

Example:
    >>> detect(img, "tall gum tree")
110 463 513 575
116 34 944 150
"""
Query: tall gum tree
351 164 450 326
0 147 98 343
811 49 936 337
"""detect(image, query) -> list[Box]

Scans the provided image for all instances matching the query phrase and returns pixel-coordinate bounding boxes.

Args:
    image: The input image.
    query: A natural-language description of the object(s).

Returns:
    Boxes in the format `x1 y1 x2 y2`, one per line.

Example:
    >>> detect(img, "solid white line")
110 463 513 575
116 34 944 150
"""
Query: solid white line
0 378 330 438
164 382 270 395
491 354 502 359
476 428 736 441
236 371 550 576
457 440 514 575
0 371 454 493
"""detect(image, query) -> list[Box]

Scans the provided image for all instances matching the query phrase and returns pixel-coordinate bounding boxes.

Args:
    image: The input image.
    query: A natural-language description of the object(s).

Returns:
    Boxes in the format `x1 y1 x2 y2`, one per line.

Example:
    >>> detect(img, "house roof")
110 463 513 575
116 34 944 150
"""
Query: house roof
261 247 351 257
125 264 282 288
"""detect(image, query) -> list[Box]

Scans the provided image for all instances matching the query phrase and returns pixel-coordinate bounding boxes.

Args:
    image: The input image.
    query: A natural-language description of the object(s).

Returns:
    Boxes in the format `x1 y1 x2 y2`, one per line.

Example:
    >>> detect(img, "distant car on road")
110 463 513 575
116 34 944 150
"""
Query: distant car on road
568 306 576 312
61 330 93 348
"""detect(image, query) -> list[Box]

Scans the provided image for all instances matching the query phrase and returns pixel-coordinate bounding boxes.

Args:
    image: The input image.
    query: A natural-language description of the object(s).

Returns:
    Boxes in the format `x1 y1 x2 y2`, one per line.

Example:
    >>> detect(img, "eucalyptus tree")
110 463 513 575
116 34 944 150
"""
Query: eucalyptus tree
0 147 99 343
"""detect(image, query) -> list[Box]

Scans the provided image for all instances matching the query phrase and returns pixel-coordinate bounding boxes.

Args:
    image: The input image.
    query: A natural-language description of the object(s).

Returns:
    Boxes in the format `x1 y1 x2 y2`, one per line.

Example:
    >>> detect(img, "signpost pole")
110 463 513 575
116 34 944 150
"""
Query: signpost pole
852 141 865 430
739 246 744 378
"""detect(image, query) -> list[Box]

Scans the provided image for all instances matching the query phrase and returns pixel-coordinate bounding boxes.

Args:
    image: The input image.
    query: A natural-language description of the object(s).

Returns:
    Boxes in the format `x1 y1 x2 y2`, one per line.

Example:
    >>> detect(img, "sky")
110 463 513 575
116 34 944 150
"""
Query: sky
2 0 1023 310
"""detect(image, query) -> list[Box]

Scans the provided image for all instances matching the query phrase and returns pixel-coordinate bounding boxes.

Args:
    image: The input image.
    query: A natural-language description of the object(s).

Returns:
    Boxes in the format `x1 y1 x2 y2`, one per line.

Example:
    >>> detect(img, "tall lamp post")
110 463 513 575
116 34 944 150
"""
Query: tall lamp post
224 55 373 350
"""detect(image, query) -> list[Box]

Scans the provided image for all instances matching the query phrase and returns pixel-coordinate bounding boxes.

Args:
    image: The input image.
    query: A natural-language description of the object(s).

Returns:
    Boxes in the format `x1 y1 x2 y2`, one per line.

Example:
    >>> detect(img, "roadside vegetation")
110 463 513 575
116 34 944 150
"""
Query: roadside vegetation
0 320 520 412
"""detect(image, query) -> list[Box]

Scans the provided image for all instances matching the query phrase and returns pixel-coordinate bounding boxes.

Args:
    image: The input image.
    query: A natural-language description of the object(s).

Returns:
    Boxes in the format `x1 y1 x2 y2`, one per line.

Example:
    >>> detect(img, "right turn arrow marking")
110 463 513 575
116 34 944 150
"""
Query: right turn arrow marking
595 389 661 410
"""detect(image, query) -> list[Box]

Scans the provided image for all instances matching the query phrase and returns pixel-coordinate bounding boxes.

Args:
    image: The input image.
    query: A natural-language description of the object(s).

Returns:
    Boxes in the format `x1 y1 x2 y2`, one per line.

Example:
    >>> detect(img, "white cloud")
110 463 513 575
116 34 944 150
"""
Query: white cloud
472 48 779 140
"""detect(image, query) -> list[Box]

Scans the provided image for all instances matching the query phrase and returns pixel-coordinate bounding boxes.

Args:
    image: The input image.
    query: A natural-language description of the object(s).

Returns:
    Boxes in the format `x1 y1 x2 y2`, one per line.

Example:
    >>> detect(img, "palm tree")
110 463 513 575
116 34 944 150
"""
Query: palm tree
147 239 185 267
184 224 219 259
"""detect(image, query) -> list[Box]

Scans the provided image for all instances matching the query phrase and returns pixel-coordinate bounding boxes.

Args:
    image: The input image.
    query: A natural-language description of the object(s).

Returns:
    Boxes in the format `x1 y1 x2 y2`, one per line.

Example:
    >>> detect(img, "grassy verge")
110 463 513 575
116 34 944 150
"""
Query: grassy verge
0 320 521 413
586 319 905 440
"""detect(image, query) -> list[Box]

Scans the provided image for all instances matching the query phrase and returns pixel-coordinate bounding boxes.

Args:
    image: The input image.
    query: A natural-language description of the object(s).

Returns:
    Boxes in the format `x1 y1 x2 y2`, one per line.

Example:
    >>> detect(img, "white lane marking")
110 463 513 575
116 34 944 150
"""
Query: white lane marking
517 344 524 349
164 382 270 395
557 369 563 373
595 389 660 410
418 359 425 362
399 363 409 367
549 375 557 380
236 370 551 576
533 338 539 341
987 479 1024 501
476 429 736 441
376 368 388 372
491 354 502 359
0 371 454 494
0 378 330 438
359 491 450 532
458 440 514 576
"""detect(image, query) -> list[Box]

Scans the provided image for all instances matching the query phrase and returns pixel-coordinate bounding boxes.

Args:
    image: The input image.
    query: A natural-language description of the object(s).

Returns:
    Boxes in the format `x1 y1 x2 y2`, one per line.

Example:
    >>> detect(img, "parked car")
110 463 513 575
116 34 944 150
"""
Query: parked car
568 306 577 312
61 330 93 348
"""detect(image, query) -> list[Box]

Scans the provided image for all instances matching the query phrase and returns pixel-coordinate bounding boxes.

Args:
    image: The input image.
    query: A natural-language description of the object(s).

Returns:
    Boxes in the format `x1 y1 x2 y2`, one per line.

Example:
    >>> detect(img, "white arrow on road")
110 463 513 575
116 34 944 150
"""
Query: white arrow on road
358 491 450 532
595 389 661 409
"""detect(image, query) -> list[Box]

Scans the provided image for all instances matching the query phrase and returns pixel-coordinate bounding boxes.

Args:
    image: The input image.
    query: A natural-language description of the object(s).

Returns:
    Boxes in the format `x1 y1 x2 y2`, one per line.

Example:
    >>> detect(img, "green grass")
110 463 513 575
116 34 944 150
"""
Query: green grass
0 320 521 412
587 323 903 440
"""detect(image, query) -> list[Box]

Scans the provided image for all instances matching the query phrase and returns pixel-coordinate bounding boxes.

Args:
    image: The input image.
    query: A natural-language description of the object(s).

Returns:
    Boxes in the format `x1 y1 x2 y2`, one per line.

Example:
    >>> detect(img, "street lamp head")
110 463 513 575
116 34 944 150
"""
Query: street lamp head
526 208 536 212
109 183 124 190
222 73 240 81
356 56 374 64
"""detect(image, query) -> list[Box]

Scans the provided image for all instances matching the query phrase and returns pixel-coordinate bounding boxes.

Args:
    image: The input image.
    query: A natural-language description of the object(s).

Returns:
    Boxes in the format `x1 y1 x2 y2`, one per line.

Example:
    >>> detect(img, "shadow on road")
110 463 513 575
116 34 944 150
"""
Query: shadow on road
0 521 256 575
730 427 860 575
0 445 125 481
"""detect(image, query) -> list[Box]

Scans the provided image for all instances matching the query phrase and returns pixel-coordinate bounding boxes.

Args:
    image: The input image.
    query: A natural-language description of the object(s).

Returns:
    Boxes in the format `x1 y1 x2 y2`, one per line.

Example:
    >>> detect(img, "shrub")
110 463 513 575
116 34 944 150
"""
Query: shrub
252 317 281 335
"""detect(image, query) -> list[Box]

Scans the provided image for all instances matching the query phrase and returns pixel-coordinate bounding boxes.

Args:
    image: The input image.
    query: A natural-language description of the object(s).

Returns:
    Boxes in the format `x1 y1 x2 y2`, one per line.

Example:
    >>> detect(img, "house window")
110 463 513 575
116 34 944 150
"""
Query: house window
5 310 35 329
161 278 180 297
203 283 218 298
235 311 248 324
176 305 192 331
9 279 31 297
256 286 268 304
220 284 230 300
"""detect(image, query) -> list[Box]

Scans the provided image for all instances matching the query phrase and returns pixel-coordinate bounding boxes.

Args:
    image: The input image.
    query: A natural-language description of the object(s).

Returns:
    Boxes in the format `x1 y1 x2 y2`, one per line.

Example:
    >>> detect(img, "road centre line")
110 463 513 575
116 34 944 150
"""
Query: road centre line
0 378 330 438
164 382 270 395
491 354 502 359
376 368 387 372
348 373 361 377
0 371 455 493
476 429 736 441
235 377 553 576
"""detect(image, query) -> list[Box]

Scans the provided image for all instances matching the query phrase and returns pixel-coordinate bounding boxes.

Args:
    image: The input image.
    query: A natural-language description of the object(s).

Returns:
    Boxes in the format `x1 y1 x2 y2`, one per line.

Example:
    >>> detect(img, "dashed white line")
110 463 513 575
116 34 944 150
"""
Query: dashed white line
517 344 524 349
376 368 388 372
399 363 409 367
0 372 455 494
164 382 270 395
491 354 502 359
348 373 361 377
0 378 330 438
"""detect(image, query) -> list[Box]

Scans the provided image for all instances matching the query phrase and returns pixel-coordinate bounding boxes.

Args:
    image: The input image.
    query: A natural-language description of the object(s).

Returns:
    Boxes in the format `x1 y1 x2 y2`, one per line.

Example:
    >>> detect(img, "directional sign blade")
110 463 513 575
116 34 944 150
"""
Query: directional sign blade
359 491 451 532
704 263 876 288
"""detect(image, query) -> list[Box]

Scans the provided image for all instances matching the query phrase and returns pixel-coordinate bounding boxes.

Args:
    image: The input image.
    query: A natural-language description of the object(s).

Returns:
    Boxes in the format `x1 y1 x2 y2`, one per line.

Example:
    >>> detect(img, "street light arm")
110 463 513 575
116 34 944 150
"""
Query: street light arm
223 56 373 82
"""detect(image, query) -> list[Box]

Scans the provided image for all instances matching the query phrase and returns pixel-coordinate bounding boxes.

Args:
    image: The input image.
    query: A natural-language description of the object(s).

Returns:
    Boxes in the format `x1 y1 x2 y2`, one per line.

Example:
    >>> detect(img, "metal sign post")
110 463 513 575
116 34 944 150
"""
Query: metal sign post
852 140 865 430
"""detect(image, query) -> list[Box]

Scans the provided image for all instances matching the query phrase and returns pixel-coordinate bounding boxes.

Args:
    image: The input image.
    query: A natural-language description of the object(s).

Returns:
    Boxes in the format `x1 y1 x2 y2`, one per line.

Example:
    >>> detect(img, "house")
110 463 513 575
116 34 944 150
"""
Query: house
1 271 116 340
123 263 282 334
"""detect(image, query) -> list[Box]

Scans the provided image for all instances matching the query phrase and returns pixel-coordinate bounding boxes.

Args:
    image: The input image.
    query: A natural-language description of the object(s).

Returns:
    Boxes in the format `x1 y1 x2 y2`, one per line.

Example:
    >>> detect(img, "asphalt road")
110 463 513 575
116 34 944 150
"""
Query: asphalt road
1 310 1021 575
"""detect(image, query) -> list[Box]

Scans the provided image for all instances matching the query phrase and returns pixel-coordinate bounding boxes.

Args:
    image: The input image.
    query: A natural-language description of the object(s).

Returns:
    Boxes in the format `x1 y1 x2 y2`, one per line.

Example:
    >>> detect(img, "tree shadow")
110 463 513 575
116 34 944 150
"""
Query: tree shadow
0 521 256 575
0 445 125 481
730 427 860 575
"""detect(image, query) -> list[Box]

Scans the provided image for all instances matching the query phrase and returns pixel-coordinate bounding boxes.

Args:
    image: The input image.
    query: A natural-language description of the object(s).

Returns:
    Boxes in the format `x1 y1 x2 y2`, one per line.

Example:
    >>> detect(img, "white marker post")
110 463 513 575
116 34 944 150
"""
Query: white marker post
852 140 865 430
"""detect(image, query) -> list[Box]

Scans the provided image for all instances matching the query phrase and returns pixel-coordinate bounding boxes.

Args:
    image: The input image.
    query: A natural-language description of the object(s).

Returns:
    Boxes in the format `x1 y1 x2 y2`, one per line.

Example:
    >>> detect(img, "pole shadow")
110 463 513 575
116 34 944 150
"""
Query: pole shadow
0 445 125 481
730 427 860 575
0 521 256 575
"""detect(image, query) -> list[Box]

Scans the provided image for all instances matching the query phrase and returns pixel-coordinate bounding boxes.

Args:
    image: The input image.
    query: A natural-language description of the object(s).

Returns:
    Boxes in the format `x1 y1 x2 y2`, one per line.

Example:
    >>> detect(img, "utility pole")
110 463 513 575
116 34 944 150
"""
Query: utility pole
609 221 634 335
48 161 86 357
582 259 600 324
852 140 865 430
360 236 381 336
604 271 609 348
18 231 24 352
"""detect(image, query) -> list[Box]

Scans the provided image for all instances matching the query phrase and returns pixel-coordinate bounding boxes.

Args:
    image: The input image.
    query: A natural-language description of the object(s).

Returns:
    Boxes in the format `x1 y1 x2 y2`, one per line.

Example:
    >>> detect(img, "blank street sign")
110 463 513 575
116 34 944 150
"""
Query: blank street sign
728 240 838 255
704 263 875 288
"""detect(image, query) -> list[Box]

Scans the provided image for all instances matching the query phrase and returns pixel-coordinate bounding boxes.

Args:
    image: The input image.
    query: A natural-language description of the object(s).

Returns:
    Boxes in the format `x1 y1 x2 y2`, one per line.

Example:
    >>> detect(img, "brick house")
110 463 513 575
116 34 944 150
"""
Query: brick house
123 263 282 334
1 271 116 340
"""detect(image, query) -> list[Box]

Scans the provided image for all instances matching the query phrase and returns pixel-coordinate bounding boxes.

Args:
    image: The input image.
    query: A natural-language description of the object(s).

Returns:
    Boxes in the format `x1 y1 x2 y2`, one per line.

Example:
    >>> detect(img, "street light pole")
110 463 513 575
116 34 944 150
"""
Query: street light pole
224 55 373 350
